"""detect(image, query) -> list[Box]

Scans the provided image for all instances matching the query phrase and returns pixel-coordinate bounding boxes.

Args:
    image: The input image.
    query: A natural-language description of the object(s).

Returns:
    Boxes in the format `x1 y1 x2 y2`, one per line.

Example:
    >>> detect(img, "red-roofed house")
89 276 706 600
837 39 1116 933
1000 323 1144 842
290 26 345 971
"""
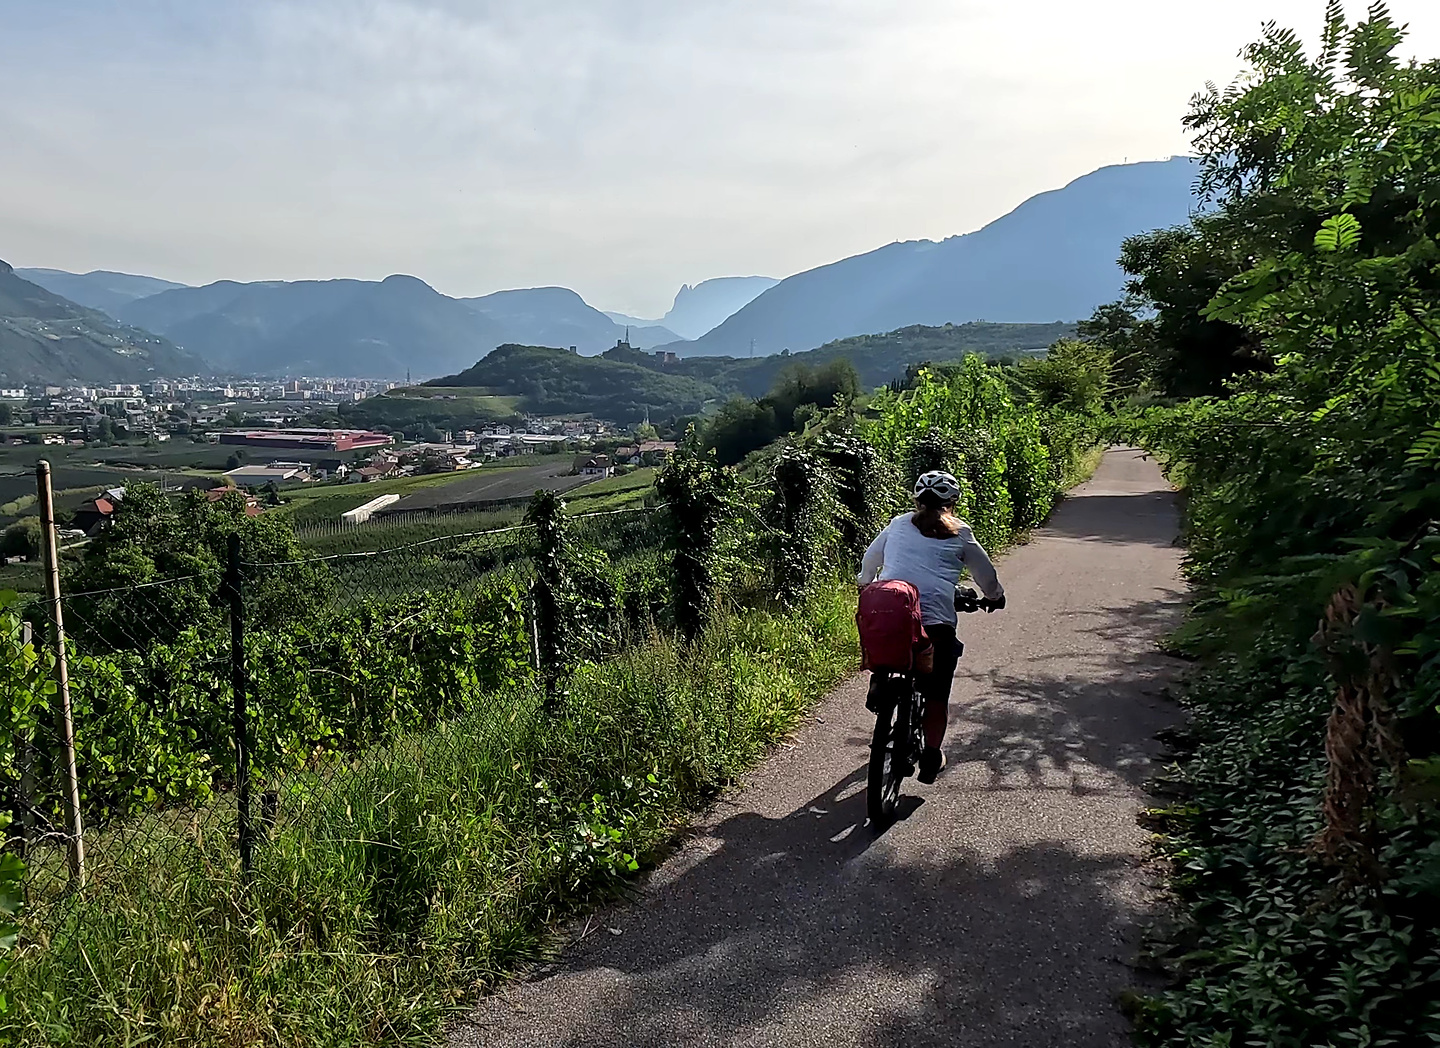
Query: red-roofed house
71 497 116 535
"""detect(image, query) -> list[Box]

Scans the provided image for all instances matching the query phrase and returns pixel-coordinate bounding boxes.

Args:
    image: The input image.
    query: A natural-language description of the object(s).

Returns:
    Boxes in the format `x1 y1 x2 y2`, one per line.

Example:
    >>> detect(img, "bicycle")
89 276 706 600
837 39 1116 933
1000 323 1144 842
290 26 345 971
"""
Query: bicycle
865 585 1002 827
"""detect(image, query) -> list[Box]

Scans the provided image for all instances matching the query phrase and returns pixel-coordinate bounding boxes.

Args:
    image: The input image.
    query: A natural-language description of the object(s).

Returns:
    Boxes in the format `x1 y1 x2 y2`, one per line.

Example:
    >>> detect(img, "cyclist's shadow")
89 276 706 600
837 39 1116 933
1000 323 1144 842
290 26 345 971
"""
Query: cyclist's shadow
680 762 923 879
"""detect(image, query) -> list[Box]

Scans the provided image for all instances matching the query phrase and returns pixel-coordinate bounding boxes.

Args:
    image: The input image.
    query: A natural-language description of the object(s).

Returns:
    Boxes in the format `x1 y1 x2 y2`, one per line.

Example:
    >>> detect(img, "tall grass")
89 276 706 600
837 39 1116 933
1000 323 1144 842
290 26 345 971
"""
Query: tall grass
3 581 858 1047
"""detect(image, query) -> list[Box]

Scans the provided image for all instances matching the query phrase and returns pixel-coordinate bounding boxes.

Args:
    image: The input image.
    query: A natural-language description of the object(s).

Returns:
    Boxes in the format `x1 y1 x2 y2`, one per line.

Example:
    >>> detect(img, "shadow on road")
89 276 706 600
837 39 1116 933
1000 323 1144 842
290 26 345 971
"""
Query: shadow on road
949 595 1187 793
462 763 1160 1048
1042 491 1179 548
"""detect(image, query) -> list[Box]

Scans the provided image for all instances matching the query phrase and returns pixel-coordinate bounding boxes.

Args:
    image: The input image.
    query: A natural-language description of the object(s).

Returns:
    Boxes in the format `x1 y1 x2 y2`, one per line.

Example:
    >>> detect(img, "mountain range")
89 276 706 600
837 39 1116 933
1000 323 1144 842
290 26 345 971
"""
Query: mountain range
675 157 1200 357
0 260 205 384
15 268 187 316
12 157 1201 381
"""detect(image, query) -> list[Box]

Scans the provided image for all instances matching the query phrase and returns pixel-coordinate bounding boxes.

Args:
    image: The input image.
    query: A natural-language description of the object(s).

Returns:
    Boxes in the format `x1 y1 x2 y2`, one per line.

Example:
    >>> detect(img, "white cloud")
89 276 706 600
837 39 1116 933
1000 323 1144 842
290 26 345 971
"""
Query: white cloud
3 0 1437 315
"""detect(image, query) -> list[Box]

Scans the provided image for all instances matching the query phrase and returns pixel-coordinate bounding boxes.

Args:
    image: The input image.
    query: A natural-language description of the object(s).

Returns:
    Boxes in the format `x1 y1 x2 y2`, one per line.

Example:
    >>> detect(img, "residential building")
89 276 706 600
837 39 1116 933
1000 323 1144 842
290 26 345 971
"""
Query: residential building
581 455 613 478
72 496 118 535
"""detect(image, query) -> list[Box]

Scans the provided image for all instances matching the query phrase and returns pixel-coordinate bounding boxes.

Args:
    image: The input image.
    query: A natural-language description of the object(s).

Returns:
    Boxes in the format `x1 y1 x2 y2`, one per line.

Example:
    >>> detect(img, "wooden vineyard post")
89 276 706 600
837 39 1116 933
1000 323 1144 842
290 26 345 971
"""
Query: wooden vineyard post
36 461 85 886
226 534 255 882
14 621 36 854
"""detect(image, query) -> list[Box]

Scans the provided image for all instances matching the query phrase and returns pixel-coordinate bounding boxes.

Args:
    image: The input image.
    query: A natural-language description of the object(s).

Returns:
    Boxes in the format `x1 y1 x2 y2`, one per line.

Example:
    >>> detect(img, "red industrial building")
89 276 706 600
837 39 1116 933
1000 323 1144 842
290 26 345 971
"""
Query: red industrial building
217 428 393 453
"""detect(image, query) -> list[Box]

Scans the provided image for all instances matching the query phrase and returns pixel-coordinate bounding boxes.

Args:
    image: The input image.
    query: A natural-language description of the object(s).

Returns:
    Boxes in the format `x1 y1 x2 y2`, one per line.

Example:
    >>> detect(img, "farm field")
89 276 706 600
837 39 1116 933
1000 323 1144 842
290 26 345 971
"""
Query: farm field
375 462 597 515
288 466 653 555
563 467 655 512
274 455 576 525
275 469 521 527
0 440 243 525
0 438 239 473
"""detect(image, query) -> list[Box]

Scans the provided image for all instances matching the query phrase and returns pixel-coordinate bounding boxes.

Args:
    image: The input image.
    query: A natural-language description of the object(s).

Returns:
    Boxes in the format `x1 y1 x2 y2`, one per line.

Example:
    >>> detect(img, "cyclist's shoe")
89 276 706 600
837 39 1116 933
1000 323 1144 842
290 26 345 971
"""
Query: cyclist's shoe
917 747 947 784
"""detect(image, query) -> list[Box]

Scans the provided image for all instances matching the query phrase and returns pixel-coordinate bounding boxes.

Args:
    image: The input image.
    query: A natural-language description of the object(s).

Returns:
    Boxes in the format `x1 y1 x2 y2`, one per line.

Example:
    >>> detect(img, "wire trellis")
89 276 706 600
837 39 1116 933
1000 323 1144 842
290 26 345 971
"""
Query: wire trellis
1 501 671 944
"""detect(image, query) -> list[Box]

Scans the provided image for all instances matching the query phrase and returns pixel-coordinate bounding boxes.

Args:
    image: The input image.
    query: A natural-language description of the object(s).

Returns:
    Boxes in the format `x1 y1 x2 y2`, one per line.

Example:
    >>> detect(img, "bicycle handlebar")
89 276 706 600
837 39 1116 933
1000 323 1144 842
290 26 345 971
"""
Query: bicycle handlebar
955 586 1005 614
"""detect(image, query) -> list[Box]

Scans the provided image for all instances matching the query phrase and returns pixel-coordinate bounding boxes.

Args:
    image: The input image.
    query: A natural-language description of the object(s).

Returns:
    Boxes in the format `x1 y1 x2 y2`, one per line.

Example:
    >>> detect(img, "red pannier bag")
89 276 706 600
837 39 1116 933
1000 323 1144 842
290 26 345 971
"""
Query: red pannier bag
857 580 931 673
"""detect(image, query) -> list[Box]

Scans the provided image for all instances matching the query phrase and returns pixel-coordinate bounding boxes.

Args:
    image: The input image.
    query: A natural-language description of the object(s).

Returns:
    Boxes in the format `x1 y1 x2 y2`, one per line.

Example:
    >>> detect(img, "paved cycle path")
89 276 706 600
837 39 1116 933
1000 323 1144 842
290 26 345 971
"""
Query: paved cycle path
453 448 1185 1048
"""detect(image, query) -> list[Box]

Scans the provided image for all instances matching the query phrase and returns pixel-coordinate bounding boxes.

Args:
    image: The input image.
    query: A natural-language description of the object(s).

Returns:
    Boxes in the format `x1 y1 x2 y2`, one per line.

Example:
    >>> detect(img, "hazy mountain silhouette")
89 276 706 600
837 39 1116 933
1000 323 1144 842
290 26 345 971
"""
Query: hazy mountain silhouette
117 275 510 379
0 260 206 383
32 157 1198 376
17 268 189 316
677 158 1200 357
606 276 779 341
660 276 780 339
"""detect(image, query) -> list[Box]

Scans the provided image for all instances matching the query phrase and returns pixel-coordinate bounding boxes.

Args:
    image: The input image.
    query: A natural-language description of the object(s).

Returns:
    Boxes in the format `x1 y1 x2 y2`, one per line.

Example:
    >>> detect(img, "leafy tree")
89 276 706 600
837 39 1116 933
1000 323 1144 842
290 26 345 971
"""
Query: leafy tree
765 359 860 431
1116 221 1270 397
0 520 41 561
702 359 860 466
416 449 454 474
1076 297 1161 397
703 398 781 467
1015 338 1112 414
0 403 12 426
64 483 331 650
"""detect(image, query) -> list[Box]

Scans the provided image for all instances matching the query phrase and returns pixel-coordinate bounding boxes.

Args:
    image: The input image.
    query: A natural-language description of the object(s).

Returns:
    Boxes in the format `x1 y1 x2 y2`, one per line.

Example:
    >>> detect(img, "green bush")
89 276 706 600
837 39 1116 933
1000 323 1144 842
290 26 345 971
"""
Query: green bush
1121 9 1440 1044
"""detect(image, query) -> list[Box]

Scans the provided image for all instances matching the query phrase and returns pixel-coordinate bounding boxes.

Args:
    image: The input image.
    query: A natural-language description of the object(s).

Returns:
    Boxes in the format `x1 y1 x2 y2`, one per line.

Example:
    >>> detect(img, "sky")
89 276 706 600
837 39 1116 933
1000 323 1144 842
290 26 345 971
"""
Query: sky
3 1 1439 317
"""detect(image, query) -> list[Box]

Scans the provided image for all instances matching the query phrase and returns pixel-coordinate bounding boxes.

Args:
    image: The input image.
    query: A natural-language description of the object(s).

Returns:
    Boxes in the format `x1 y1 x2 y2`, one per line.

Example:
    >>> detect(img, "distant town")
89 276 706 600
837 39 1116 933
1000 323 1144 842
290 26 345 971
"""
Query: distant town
0 376 633 452
0 376 680 543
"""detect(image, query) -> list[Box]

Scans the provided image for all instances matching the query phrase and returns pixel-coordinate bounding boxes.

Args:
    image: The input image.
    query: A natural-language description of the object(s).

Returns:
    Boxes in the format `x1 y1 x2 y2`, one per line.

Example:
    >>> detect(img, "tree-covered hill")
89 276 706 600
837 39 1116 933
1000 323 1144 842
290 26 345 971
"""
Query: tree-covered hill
430 344 718 422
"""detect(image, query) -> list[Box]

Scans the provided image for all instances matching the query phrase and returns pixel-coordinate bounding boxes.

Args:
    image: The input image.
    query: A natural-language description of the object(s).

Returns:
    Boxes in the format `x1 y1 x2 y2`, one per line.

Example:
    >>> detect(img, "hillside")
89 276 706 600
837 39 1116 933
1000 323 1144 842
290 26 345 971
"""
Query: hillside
118 275 509 379
669 321 1072 398
0 260 207 383
678 157 1200 357
16 268 188 315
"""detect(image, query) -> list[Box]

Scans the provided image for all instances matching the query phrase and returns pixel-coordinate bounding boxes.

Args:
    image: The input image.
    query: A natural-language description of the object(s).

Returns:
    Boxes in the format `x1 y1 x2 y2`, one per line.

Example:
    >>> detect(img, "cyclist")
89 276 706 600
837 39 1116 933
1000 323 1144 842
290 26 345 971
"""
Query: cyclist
857 470 1005 783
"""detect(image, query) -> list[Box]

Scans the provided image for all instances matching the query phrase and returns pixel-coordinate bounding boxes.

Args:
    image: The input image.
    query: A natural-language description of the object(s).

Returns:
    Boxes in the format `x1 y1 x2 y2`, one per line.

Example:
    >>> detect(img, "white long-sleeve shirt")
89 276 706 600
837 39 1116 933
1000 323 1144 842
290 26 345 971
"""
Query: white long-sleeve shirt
857 513 1004 627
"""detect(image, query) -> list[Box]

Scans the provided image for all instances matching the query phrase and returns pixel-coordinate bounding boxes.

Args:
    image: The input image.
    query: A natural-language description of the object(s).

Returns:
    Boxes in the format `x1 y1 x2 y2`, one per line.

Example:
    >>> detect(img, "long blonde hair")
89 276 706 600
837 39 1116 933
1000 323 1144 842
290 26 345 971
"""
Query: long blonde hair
911 490 960 539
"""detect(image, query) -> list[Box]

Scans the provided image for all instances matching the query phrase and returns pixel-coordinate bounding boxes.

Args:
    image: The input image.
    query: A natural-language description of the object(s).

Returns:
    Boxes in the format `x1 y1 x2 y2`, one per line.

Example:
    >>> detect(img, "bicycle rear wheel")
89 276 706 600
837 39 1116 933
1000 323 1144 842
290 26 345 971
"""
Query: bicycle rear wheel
867 680 908 828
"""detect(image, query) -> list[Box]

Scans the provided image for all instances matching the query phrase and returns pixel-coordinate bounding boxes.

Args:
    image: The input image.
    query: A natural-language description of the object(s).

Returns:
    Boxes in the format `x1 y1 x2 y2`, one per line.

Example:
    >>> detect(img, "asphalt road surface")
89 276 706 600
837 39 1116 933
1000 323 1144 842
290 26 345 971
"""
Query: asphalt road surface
453 448 1185 1048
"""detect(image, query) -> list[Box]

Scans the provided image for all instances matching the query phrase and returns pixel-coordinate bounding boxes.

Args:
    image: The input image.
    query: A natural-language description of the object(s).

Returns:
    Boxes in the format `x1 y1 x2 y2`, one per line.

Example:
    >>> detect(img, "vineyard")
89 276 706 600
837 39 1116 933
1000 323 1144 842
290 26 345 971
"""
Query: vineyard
0 349 1102 1046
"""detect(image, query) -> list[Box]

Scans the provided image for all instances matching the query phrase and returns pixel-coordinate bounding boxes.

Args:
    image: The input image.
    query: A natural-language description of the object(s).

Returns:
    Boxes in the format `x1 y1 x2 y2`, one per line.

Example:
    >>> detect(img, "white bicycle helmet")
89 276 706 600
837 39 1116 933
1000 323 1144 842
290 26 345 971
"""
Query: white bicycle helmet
914 470 961 502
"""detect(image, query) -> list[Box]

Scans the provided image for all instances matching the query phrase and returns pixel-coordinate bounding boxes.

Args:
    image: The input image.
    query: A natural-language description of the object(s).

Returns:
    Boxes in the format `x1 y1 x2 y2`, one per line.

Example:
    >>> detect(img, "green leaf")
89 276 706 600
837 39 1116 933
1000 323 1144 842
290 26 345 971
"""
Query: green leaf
1314 213 1362 252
